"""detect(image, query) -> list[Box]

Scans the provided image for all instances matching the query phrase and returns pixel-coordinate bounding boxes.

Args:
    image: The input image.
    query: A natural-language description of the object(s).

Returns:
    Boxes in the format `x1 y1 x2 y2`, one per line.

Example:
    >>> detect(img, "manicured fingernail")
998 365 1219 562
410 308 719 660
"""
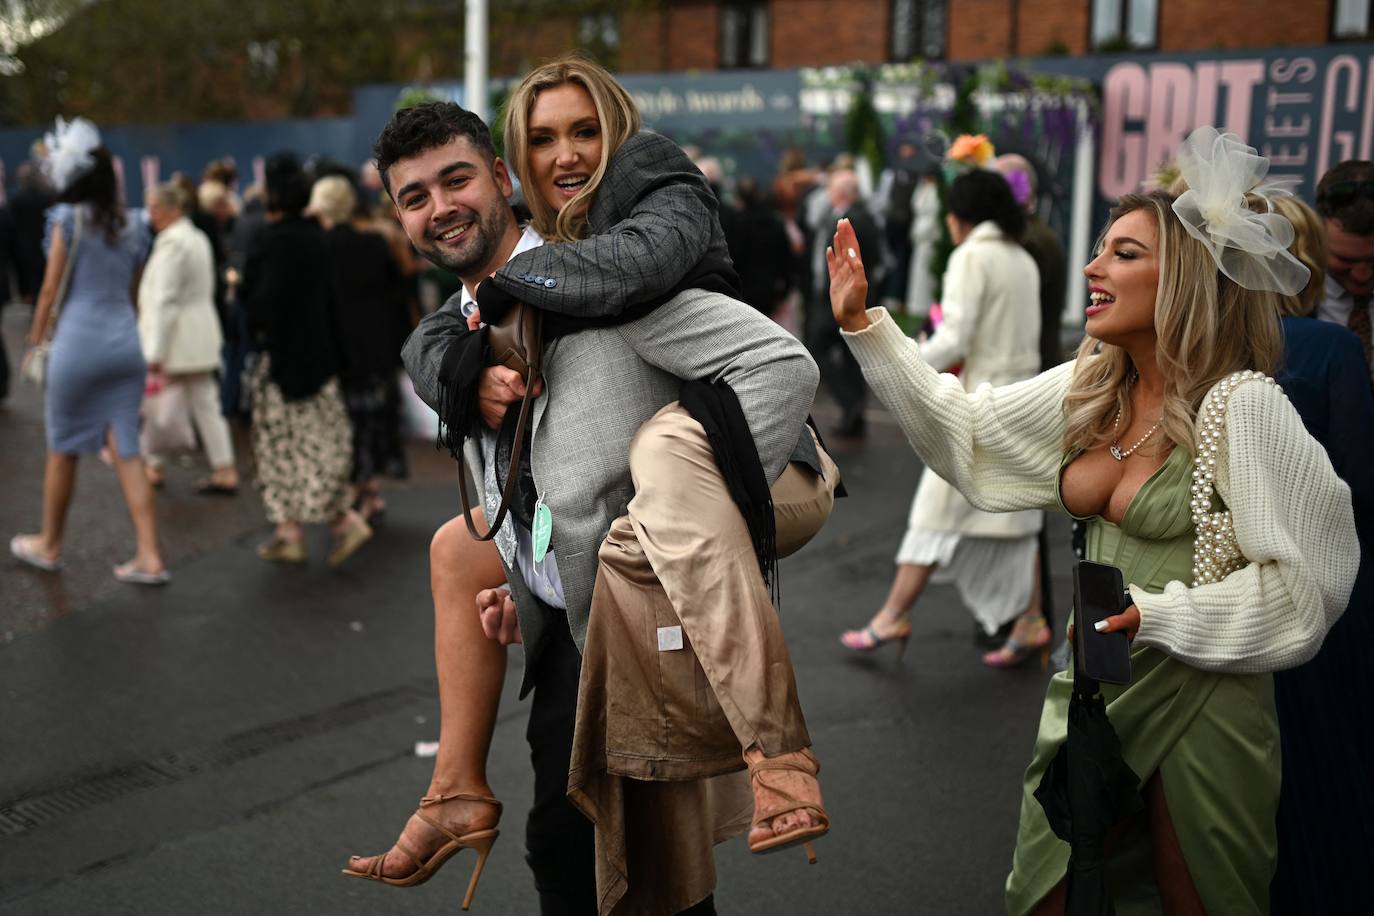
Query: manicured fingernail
847 248 857 258
1094 620 1109 632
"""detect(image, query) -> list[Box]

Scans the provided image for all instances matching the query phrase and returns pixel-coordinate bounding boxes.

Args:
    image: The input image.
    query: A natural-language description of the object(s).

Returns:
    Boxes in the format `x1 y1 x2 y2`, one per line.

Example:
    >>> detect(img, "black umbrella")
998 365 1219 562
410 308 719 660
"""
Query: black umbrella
1033 679 1144 914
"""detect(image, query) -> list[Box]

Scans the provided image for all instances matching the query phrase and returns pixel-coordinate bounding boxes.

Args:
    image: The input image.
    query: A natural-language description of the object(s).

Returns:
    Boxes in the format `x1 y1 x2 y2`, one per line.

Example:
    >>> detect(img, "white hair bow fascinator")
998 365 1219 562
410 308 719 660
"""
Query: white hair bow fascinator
41 116 102 193
1171 126 1310 296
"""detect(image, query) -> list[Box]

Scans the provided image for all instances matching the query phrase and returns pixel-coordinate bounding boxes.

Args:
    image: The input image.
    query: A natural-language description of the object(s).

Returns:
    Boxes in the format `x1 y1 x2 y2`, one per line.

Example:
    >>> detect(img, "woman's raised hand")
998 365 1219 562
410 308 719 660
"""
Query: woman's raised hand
826 218 872 333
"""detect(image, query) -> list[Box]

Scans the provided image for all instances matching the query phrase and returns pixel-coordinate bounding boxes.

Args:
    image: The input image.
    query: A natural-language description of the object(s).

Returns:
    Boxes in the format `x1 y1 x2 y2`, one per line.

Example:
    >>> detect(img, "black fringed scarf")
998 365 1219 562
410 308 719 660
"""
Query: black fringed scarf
434 328 488 461
678 378 780 606
434 326 539 532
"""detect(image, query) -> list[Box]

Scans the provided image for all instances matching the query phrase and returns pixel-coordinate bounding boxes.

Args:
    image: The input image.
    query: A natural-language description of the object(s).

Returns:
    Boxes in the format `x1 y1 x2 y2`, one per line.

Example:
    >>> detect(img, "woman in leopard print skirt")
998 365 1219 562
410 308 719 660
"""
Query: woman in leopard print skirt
241 153 371 566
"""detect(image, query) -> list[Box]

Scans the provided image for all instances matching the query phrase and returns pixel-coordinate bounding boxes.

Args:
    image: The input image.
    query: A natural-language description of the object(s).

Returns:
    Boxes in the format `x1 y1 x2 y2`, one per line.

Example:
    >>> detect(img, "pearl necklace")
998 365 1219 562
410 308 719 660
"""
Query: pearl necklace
1109 409 1162 461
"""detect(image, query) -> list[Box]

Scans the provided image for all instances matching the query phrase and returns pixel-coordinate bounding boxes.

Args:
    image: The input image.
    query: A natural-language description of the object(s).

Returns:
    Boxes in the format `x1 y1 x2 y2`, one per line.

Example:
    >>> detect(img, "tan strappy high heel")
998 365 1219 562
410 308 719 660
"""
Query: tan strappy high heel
342 792 501 910
744 748 830 864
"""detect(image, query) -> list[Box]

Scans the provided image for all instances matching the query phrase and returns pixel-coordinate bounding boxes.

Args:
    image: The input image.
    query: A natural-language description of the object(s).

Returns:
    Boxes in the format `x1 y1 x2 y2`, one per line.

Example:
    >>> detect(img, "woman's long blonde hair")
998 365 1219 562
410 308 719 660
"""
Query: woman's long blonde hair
503 53 641 243
1271 195 1328 318
1062 190 1283 457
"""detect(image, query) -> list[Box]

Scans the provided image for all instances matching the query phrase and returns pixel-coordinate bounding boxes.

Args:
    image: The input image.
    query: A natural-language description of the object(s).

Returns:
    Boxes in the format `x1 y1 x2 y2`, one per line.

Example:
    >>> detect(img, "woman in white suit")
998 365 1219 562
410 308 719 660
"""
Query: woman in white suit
841 168 1049 665
138 181 238 493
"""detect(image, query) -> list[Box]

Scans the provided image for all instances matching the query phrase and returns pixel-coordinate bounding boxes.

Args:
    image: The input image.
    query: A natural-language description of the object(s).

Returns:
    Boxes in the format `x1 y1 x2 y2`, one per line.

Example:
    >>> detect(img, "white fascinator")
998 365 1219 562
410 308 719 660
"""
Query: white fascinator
41 116 102 193
1170 126 1310 296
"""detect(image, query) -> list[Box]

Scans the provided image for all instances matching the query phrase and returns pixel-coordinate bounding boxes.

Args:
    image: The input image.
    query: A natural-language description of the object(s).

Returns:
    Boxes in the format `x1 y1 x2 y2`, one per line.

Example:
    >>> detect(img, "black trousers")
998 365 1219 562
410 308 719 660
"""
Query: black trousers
523 612 717 916
804 296 867 424
0 301 9 401
525 614 598 915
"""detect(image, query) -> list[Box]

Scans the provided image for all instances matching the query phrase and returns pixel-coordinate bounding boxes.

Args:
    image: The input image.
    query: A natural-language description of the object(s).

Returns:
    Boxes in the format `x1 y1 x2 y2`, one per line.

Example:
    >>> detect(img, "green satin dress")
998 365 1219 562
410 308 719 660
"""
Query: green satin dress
1005 448 1280 915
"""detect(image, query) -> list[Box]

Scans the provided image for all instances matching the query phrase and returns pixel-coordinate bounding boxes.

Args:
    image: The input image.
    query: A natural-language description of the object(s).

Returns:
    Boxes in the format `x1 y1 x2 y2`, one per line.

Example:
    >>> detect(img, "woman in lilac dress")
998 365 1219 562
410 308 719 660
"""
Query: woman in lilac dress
10 119 167 584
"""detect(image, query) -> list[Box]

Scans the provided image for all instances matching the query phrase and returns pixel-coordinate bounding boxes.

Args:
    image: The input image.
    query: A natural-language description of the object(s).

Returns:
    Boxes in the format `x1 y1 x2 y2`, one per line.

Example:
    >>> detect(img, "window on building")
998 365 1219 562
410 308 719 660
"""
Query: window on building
578 12 620 67
1091 0 1158 51
1334 0 1373 38
720 2 769 69
890 0 947 61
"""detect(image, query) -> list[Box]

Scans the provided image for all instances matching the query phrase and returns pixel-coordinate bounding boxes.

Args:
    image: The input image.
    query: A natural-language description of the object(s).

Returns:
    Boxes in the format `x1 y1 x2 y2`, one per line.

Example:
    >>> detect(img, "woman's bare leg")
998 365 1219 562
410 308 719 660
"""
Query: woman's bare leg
107 431 165 573
37 451 78 557
1147 775 1206 914
426 510 508 796
879 561 935 619
845 562 935 641
346 509 509 879
1028 881 1066 915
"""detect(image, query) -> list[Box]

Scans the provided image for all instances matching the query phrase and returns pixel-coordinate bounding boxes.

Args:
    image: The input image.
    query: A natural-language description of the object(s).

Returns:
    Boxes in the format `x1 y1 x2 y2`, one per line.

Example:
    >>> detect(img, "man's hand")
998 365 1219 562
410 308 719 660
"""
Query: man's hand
466 308 481 331
477 587 522 645
478 366 543 428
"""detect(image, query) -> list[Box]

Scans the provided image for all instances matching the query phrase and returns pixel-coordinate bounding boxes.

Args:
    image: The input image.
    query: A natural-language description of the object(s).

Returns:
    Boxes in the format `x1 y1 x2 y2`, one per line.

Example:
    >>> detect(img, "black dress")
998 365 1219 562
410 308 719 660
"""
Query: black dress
322 222 407 482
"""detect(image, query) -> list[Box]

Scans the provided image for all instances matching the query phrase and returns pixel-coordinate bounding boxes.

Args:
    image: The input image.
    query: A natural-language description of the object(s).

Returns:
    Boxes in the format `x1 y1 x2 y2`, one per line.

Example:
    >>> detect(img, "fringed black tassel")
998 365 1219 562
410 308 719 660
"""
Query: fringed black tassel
679 379 781 608
433 330 488 460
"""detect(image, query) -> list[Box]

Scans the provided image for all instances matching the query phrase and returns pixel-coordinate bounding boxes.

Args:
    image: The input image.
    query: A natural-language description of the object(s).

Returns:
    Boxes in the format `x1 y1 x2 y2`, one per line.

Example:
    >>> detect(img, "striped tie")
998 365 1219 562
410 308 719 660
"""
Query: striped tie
1350 295 1372 381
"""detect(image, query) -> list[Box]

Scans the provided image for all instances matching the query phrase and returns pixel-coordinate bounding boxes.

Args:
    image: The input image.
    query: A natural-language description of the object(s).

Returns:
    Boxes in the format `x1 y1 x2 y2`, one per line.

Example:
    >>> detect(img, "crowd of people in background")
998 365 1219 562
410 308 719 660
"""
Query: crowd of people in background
1 81 1370 912
4 121 422 575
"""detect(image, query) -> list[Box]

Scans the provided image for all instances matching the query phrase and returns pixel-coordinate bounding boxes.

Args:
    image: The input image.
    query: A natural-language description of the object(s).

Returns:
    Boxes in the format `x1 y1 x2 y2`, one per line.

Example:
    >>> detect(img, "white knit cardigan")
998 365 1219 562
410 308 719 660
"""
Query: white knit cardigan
843 308 1359 674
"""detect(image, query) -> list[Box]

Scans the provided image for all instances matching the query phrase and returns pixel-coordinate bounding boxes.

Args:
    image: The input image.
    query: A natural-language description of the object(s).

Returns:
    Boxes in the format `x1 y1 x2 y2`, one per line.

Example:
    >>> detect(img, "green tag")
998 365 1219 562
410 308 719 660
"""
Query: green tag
532 499 552 563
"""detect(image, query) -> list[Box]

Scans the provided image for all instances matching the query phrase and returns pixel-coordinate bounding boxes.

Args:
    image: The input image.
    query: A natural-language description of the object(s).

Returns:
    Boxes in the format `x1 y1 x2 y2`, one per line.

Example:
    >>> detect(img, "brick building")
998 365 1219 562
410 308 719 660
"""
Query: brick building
523 0 1364 77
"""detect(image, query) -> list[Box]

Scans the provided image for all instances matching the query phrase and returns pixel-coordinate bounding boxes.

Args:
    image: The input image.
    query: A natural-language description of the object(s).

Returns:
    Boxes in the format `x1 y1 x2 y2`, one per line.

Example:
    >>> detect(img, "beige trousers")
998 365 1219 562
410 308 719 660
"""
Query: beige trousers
569 403 839 915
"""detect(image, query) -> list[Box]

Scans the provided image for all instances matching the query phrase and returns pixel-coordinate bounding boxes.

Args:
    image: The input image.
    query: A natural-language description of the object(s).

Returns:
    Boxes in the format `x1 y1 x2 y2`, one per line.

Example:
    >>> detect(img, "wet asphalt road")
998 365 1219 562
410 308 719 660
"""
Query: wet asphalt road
0 303 1076 915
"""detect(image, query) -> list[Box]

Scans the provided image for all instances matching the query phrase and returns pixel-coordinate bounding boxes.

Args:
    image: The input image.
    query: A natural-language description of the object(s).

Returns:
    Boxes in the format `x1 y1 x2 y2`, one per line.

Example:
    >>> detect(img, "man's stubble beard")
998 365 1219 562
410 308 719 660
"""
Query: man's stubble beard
421 194 513 276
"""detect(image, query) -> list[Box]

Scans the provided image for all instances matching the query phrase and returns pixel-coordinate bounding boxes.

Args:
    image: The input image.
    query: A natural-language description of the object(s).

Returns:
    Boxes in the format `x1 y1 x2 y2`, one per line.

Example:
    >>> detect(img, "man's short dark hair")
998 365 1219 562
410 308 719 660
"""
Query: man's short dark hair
264 151 310 217
373 102 496 195
1315 159 1374 236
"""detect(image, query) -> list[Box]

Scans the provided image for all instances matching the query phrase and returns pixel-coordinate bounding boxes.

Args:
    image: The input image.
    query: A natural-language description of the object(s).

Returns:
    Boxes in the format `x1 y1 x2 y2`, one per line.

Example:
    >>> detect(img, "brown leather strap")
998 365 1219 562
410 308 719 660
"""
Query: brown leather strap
457 364 538 542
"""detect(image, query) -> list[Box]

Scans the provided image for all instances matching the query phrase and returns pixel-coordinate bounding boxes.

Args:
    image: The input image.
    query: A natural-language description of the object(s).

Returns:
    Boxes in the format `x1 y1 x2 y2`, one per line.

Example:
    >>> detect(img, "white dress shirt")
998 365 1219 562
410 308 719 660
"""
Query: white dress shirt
467 225 567 609
1317 273 1372 326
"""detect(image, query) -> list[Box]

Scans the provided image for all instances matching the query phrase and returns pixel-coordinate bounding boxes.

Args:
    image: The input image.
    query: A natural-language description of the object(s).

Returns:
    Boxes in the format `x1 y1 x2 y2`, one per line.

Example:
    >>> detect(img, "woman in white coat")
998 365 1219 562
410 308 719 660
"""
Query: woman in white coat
841 169 1048 664
138 181 238 493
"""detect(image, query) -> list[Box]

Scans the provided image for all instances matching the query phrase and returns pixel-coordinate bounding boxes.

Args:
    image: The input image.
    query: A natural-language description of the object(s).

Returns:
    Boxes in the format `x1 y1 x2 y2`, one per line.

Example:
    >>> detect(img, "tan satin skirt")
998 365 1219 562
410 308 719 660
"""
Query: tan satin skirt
569 403 839 915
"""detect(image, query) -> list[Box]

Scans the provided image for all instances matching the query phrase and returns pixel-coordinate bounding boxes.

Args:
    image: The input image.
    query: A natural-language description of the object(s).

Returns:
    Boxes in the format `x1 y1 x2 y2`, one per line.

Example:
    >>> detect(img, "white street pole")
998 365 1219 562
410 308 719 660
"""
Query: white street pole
1065 99 1095 331
465 0 489 122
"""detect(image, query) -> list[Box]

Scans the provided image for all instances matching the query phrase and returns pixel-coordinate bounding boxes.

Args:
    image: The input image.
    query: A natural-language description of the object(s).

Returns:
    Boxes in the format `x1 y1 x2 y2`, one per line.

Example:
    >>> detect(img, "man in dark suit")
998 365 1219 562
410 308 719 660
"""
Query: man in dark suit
719 177 794 317
809 168 883 437
1315 160 1374 381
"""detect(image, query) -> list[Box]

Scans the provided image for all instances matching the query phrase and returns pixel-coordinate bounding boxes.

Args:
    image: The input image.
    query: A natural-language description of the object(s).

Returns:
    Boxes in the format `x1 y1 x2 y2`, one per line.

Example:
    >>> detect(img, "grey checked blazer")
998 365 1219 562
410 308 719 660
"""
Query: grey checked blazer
405 288 819 696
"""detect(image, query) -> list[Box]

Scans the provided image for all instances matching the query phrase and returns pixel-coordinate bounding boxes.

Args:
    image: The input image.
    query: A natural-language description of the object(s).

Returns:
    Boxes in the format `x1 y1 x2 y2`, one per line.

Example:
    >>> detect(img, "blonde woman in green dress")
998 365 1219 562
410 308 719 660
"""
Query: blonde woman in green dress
827 127 1358 913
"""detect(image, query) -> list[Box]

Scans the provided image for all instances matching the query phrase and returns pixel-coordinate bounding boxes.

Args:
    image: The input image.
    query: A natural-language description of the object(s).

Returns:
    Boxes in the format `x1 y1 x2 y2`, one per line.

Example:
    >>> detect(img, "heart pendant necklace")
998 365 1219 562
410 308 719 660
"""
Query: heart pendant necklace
1110 408 1162 461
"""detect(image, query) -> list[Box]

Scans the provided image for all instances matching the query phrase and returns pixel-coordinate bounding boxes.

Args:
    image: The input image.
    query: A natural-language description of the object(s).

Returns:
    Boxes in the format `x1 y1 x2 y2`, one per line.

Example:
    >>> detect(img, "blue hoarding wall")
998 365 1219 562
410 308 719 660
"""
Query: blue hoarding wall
618 69 801 131
0 69 801 208
0 117 355 206
4 45 1371 215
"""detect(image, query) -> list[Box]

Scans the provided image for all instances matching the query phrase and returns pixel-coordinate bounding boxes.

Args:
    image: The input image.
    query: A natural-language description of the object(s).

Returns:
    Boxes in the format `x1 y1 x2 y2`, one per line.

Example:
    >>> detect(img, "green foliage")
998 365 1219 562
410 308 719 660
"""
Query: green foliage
843 69 886 178
1094 36 1140 54
1 0 655 126
926 69 980 301
393 86 448 113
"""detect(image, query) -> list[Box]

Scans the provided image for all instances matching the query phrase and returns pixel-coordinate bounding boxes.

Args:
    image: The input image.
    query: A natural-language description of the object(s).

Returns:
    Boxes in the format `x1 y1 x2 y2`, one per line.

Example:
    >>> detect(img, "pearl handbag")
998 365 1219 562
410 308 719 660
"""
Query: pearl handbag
1189 370 1280 585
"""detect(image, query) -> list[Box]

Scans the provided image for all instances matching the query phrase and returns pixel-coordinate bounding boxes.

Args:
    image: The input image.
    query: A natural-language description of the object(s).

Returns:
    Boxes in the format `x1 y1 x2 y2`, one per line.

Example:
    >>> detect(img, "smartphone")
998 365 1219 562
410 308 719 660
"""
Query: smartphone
1072 560 1132 686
